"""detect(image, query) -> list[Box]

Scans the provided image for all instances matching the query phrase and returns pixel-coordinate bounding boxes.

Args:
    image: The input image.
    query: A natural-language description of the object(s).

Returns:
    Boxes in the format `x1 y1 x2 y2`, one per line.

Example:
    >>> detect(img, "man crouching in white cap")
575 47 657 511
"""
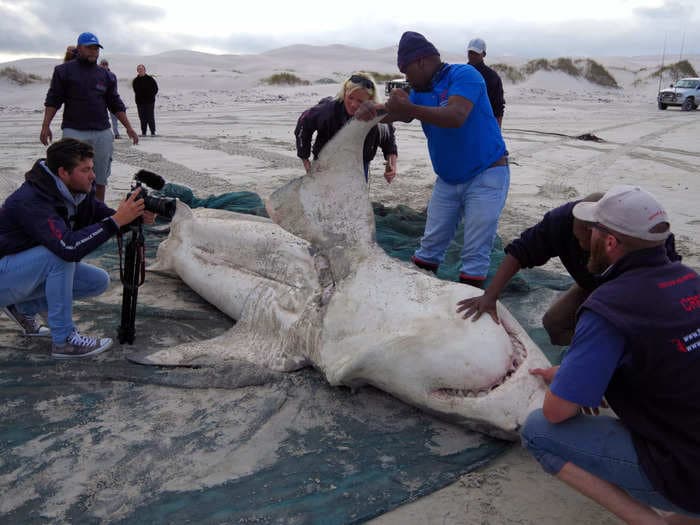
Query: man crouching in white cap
521 185 700 522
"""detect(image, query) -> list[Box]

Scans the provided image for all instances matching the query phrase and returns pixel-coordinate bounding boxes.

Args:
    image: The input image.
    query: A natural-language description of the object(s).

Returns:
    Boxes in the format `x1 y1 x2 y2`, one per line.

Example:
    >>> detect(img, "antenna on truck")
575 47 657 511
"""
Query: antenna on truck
657 33 667 94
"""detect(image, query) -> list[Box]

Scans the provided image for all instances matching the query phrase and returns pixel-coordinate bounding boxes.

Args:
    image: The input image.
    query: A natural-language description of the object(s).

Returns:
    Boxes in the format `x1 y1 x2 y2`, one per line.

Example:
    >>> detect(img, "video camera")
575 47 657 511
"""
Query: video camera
127 173 177 220
117 171 177 344
384 79 412 96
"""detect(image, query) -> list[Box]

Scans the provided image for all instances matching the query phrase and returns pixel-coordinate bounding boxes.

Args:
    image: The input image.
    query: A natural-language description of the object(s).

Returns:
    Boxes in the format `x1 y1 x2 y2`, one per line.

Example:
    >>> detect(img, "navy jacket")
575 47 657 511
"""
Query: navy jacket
132 74 159 105
471 61 505 119
295 97 397 165
0 160 119 262
505 201 598 290
505 200 681 291
45 58 126 131
583 246 700 512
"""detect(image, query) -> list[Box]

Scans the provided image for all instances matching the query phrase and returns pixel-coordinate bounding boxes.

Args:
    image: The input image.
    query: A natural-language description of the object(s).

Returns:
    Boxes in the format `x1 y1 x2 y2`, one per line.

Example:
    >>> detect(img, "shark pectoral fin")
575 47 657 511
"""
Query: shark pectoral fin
126 324 310 372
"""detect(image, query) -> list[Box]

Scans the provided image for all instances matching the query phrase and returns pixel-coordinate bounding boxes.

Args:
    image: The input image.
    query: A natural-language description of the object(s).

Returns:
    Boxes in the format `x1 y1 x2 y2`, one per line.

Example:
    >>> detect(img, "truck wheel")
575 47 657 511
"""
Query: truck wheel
681 98 694 111
658 101 667 110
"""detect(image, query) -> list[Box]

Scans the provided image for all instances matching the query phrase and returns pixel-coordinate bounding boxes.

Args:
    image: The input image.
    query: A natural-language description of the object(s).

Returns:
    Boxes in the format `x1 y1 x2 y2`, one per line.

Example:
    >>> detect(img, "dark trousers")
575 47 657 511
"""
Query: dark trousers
136 103 156 135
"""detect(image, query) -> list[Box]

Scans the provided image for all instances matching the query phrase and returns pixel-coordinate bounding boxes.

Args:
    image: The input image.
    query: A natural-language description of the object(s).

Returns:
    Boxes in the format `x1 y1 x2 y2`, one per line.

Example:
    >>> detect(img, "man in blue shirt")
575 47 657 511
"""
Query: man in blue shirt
358 31 508 288
40 32 139 202
522 185 700 521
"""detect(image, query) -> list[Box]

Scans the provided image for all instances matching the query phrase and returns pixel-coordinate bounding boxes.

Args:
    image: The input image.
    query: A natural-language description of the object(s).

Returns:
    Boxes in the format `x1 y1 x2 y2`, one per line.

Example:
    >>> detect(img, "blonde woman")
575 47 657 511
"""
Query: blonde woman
295 72 397 183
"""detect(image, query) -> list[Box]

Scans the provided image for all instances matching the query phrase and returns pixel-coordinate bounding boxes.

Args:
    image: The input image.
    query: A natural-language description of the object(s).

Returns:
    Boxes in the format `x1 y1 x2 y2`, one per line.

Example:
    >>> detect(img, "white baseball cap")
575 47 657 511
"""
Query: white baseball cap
572 185 670 241
467 38 486 54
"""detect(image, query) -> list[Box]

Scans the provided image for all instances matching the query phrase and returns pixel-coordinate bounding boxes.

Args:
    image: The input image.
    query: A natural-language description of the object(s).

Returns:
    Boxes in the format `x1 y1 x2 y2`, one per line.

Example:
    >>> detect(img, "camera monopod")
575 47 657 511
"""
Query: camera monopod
117 218 146 344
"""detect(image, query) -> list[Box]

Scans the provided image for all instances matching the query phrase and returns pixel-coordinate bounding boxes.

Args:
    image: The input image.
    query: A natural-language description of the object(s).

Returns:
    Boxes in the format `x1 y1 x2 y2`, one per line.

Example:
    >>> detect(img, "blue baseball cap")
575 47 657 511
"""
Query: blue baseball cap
77 32 103 48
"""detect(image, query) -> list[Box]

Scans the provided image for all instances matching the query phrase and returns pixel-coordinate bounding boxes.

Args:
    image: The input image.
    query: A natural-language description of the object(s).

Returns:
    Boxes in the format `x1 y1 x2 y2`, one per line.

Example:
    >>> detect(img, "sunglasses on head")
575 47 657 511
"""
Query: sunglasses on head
349 75 374 90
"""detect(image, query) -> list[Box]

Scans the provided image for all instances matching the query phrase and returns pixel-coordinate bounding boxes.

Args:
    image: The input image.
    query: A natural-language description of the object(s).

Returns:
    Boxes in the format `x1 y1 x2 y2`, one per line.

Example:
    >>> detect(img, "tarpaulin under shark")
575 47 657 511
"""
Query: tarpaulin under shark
0 126 571 523
0 200 568 524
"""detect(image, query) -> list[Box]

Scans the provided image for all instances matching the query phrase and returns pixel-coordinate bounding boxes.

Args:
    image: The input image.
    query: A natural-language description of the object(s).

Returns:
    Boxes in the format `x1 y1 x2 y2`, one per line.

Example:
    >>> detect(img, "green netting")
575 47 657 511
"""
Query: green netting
0 186 569 523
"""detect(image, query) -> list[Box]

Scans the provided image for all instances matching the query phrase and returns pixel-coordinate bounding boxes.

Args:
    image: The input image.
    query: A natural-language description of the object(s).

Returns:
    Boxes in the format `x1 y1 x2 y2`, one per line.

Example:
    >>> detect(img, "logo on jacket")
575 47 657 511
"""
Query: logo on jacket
48 218 63 240
672 328 700 353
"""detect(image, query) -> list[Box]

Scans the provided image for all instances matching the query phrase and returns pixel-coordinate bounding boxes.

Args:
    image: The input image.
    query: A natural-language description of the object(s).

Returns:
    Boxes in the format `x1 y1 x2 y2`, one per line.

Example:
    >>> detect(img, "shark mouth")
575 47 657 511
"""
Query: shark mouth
429 329 528 400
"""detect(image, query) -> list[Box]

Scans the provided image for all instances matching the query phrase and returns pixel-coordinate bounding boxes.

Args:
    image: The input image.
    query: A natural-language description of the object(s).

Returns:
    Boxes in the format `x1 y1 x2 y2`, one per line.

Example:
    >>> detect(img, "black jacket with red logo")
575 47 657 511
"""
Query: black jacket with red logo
583 246 700 512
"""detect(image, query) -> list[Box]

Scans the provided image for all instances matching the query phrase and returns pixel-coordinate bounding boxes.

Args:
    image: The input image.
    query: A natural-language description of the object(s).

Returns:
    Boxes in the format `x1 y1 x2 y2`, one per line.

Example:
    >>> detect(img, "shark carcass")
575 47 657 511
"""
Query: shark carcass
131 116 549 440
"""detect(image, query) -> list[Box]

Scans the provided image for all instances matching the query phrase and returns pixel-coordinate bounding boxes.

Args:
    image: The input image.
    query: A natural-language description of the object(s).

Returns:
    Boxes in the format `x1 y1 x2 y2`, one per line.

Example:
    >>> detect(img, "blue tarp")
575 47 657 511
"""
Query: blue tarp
0 189 566 523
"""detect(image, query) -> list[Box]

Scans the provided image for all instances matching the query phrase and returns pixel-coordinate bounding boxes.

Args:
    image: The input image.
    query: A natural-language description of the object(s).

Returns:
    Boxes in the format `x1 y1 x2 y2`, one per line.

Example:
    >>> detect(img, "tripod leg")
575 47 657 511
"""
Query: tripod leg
118 234 139 344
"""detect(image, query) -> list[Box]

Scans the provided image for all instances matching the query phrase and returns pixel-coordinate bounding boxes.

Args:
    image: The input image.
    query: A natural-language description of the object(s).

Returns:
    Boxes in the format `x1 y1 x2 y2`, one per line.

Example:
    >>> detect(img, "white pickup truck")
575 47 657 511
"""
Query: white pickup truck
657 77 700 111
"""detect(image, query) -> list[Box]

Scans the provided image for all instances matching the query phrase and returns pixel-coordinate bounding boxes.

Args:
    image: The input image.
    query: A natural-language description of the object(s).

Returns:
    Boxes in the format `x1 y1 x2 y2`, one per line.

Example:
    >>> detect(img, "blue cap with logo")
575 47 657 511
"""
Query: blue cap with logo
77 32 103 48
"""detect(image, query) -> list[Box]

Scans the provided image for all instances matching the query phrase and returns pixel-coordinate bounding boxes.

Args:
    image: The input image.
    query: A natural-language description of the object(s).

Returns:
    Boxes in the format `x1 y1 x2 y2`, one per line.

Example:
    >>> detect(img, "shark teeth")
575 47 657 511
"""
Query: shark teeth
430 333 528 400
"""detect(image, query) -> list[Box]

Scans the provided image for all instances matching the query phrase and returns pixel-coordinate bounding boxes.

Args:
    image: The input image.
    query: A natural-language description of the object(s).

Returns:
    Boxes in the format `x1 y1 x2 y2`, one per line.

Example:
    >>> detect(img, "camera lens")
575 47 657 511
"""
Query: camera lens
143 195 177 219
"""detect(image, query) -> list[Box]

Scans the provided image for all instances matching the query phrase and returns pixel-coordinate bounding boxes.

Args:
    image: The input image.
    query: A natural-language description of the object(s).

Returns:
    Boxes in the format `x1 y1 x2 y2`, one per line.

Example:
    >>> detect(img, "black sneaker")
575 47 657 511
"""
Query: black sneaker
51 329 112 359
3 305 51 337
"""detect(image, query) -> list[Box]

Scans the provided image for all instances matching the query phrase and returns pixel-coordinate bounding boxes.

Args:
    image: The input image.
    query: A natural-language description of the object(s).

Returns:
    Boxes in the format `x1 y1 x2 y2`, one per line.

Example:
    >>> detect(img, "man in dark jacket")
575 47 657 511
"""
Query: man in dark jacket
132 64 159 136
0 139 148 358
41 32 139 202
466 38 505 128
457 192 680 345
522 185 700 521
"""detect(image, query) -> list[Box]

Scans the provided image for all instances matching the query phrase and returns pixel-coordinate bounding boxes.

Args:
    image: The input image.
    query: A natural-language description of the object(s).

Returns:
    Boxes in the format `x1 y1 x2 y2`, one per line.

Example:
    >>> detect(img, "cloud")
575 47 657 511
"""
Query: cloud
634 0 694 20
0 0 165 55
0 0 698 58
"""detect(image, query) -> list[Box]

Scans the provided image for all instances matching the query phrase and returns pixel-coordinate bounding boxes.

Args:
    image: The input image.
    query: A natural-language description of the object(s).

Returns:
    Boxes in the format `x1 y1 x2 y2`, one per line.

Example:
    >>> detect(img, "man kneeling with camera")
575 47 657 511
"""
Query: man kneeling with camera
0 138 153 358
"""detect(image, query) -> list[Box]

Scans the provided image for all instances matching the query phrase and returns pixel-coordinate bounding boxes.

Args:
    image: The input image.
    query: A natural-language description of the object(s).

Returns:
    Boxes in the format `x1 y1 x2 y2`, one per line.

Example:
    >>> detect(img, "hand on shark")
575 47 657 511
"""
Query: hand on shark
456 292 500 323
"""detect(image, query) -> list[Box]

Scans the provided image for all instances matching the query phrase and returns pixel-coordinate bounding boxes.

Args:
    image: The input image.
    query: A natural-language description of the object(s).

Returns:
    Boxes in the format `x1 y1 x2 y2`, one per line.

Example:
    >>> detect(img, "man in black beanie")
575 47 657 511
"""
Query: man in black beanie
359 31 508 289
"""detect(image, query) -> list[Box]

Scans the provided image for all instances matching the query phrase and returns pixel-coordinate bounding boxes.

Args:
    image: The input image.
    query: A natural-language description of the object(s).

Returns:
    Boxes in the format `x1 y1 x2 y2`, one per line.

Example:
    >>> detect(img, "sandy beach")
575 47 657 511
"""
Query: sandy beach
1 46 698 523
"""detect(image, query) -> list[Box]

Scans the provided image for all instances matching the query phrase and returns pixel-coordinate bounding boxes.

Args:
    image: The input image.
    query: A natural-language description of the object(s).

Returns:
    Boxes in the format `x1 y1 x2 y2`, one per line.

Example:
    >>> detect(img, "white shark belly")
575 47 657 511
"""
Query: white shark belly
319 248 548 439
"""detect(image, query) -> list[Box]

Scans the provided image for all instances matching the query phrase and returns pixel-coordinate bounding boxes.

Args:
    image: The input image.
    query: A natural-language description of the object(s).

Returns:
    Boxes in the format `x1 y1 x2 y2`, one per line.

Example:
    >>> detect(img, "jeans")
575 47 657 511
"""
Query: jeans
414 165 510 279
522 409 699 516
137 103 156 135
110 112 120 137
62 127 114 185
0 246 110 344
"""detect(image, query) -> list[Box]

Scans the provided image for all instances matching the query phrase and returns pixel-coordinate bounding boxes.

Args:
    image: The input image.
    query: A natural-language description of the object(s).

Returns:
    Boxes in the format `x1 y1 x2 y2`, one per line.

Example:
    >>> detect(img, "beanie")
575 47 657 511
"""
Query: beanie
397 32 439 73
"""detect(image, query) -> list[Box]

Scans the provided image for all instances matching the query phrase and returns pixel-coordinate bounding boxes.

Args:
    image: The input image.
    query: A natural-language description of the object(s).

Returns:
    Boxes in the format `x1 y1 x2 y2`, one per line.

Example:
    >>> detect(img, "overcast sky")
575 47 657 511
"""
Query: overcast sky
1 0 698 63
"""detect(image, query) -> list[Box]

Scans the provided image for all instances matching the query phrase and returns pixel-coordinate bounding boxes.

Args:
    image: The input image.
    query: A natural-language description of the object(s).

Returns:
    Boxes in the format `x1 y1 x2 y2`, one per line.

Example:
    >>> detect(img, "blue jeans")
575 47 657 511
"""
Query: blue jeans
0 246 110 344
110 112 120 137
522 409 699 516
62 127 113 186
414 165 510 279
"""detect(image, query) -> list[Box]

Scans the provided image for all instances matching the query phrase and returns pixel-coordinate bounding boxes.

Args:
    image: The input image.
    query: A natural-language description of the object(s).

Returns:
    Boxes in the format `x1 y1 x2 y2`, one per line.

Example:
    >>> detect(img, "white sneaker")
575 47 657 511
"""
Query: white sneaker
51 329 112 359
3 305 51 337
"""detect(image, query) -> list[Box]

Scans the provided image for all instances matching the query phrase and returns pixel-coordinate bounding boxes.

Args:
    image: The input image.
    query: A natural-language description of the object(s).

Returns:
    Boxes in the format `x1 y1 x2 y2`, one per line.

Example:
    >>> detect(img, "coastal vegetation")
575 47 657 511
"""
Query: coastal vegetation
0 67 44 85
262 72 310 86
504 58 620 87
